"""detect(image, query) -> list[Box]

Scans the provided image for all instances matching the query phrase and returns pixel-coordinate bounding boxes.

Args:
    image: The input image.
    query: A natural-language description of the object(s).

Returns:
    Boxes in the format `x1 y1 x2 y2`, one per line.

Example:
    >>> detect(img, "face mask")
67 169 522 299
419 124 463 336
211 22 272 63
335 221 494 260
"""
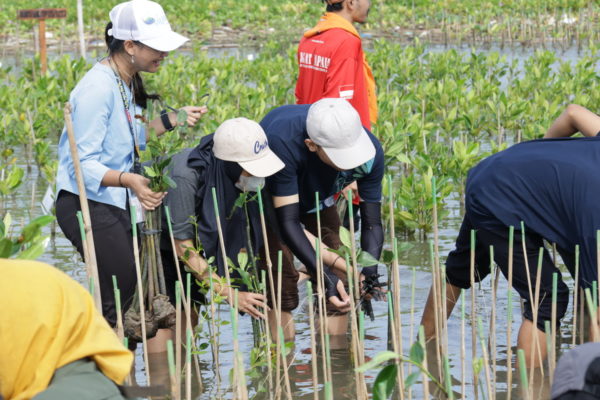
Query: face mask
235 175 264 192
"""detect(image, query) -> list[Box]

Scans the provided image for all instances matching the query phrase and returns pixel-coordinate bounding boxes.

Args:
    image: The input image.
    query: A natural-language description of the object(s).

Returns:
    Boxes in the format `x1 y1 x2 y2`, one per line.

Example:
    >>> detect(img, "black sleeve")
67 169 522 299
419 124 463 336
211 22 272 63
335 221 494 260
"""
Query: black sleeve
360 201 383 277
275 203 340 298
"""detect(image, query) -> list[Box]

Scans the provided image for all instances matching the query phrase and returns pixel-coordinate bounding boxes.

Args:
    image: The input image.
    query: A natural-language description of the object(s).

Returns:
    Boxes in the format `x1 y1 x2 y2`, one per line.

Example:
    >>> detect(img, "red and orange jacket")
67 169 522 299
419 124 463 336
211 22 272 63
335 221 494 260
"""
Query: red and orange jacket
295 12 377 130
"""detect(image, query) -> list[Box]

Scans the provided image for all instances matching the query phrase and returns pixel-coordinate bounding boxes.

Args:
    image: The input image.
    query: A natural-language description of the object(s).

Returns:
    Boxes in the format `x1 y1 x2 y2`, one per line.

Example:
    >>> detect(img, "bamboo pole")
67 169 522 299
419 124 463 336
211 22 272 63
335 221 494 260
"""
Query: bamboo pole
167 339 177 399
517 349 530 400
550 272 558 382
489 246 498 399
130 205 151 384
175 284 182 400
231 290 249 400
112 275 124 342
255 189 281 399
418 326 430 398
528 248 545 387
76 0 86 58
164 206 203 390
261 270 274 399
506 226 514 399
63 103 102 310
469 229 478 399
460 290 466 399
277 252 293 400
307 281 319 400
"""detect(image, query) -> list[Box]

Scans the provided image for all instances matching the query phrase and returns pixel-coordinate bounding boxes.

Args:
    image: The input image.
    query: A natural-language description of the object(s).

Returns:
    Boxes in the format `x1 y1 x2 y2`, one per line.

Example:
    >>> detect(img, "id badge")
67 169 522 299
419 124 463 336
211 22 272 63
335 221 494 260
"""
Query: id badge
129 192 145 223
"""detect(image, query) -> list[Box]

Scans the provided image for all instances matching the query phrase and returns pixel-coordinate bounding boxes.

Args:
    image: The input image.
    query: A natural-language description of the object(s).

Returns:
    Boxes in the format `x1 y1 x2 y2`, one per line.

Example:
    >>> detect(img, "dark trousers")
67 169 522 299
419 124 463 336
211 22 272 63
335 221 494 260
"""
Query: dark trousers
56 190 136 327
446 213 573 332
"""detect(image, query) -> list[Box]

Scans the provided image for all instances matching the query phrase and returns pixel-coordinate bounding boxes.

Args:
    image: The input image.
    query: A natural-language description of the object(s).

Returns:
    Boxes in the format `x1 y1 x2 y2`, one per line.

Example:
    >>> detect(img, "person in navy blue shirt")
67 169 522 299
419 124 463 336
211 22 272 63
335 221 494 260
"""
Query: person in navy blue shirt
260 98 384 339
421 136 600 368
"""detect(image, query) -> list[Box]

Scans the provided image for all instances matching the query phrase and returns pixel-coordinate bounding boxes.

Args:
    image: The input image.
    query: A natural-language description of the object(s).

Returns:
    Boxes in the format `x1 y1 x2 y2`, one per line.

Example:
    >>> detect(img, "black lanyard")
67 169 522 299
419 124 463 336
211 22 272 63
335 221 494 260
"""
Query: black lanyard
109 60 141 174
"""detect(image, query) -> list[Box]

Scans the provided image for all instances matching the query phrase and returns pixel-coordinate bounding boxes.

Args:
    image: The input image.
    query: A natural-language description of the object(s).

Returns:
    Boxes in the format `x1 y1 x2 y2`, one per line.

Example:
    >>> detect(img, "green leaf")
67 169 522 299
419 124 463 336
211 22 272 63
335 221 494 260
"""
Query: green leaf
373 364 397 400
177 109 188 125
381 249 395 264
339 226 352 249
15 236 50 260
358 250 379 267
164 175 177 189
144 166 157 177
409 341 424 364
0 238 14 258
404 371 421 388
356 351 398 373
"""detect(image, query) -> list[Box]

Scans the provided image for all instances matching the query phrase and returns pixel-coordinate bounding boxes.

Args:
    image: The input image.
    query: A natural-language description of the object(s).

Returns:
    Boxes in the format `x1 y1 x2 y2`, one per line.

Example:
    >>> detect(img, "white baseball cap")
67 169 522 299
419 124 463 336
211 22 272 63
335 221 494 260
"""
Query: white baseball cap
109 0 189 52
306 98 375 170
213 118 285 178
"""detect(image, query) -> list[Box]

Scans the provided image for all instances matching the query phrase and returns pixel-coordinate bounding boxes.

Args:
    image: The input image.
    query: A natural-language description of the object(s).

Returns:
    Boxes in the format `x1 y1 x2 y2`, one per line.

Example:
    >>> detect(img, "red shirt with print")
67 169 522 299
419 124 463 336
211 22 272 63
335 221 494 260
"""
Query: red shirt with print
295 28 371 130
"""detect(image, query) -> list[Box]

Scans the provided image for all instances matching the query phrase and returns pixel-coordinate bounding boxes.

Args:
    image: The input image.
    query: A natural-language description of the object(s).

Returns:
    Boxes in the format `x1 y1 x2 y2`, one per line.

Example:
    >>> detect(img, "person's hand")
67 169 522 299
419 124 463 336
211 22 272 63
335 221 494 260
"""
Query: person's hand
327 280 351 313
341 181 359 200
228 291 269 320
169 106 208 128
124 173 166 210
359 273 387 301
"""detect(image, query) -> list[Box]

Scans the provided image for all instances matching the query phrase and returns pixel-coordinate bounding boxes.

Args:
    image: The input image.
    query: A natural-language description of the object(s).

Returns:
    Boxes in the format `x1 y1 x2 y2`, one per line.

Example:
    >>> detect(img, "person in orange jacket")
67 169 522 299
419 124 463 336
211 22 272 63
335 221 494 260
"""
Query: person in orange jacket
296 0 377 131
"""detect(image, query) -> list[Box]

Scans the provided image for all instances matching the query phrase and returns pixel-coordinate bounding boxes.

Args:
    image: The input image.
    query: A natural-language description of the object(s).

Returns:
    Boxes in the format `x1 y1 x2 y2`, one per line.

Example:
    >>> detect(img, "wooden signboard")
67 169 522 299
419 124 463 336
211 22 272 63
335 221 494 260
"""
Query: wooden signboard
17 8 67 74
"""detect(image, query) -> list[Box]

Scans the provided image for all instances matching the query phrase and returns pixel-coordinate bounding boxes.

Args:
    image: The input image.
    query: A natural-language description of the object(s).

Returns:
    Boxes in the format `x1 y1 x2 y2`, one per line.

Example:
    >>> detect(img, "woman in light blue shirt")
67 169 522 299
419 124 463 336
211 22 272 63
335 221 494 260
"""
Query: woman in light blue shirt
55 0 206 328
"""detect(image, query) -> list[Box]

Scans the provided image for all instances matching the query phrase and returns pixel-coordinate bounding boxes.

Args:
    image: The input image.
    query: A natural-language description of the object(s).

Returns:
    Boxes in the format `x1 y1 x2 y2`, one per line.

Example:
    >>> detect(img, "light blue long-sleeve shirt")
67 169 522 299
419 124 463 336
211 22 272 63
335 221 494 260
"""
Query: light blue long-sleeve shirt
56 62 146 210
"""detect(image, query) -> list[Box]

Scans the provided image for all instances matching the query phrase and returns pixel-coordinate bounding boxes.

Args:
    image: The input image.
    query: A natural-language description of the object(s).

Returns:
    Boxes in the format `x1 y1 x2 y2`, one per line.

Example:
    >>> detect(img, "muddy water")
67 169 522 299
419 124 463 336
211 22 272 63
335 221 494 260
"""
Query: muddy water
1 44 587 399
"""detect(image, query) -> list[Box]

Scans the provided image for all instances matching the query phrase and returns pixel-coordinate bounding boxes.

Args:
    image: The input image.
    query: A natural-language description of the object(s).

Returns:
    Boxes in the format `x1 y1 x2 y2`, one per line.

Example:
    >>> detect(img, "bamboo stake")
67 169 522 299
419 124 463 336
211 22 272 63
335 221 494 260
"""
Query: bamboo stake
517 349 530 400
418 326 430 399
112 275 124 342
211 187 233 298
489 245 498 399
307 281 319 400
388 175 405 397
63 103 102 310
167 339 177 399
261 270 274 399
164 206 203 390
232 290 249 400
206 257 220 388
545 321 553 387
469 229 478 399
584 288 600 341
506 226 514 400
185 328 192 400
175 284 182 400
277 252 293 400
460 290 466 399
314 193 331 397
408 267 417 400
431 177 446 356
346 190 367 399
477 318 493 399
130 205 150 384
528 248 545 387
550 272 558 381
255 189 281 399
573 245 580 347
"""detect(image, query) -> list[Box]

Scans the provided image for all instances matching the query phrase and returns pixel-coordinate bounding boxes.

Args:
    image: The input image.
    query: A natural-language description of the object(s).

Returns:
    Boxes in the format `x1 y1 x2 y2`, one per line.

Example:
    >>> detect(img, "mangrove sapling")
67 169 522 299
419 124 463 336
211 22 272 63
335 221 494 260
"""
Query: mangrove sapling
0 212 53 259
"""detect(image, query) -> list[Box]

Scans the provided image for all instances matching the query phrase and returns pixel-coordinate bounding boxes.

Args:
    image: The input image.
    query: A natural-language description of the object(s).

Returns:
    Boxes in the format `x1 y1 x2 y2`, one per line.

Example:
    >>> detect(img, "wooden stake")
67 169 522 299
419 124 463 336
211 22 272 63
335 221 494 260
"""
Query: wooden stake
63 103 102 310
469 229 478 399
307 281 319 400
506 226 514 400
573 245 580 347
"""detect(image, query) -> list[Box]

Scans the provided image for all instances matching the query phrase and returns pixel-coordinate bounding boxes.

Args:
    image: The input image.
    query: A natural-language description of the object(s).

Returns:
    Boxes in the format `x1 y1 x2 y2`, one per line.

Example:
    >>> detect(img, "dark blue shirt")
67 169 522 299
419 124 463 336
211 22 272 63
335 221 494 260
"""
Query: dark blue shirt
466 137 600 287
261 104 384 214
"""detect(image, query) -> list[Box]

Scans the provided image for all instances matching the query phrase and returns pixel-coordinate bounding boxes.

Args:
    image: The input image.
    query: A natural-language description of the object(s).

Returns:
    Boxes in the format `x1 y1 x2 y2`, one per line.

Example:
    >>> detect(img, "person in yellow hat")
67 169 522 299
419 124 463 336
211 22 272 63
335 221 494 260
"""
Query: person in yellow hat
0 259 133 400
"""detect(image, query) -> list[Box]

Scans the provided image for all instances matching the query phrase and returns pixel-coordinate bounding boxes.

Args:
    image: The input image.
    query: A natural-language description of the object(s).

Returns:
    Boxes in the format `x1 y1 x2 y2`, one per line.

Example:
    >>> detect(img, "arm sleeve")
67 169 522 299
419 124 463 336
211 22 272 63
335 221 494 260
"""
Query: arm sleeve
164 172 199 241
69 82 113 195
275 203 340 298
359 202 383 277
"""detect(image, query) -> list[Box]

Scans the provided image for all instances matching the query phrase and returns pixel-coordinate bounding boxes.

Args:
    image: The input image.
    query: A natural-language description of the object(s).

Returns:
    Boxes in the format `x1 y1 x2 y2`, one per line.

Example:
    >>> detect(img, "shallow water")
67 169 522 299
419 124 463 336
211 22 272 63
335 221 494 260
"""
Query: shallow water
2 43 588 399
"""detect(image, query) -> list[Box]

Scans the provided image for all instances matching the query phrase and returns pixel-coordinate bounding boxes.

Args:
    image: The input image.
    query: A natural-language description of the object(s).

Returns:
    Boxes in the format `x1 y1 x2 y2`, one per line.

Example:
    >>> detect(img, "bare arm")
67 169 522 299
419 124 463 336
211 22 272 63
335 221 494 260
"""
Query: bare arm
545 104 600 138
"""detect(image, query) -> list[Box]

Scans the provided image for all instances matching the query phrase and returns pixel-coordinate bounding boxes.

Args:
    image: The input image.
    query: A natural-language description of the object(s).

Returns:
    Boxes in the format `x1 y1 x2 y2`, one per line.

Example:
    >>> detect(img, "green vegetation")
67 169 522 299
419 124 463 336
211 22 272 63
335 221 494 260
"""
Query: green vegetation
2 0 599 47
4 40 600 238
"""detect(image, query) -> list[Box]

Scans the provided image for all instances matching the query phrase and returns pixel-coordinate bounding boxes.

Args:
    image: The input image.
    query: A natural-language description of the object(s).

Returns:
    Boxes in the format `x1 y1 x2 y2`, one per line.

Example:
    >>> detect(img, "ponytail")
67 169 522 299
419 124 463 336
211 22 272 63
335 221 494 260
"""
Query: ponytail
104 22 160 109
